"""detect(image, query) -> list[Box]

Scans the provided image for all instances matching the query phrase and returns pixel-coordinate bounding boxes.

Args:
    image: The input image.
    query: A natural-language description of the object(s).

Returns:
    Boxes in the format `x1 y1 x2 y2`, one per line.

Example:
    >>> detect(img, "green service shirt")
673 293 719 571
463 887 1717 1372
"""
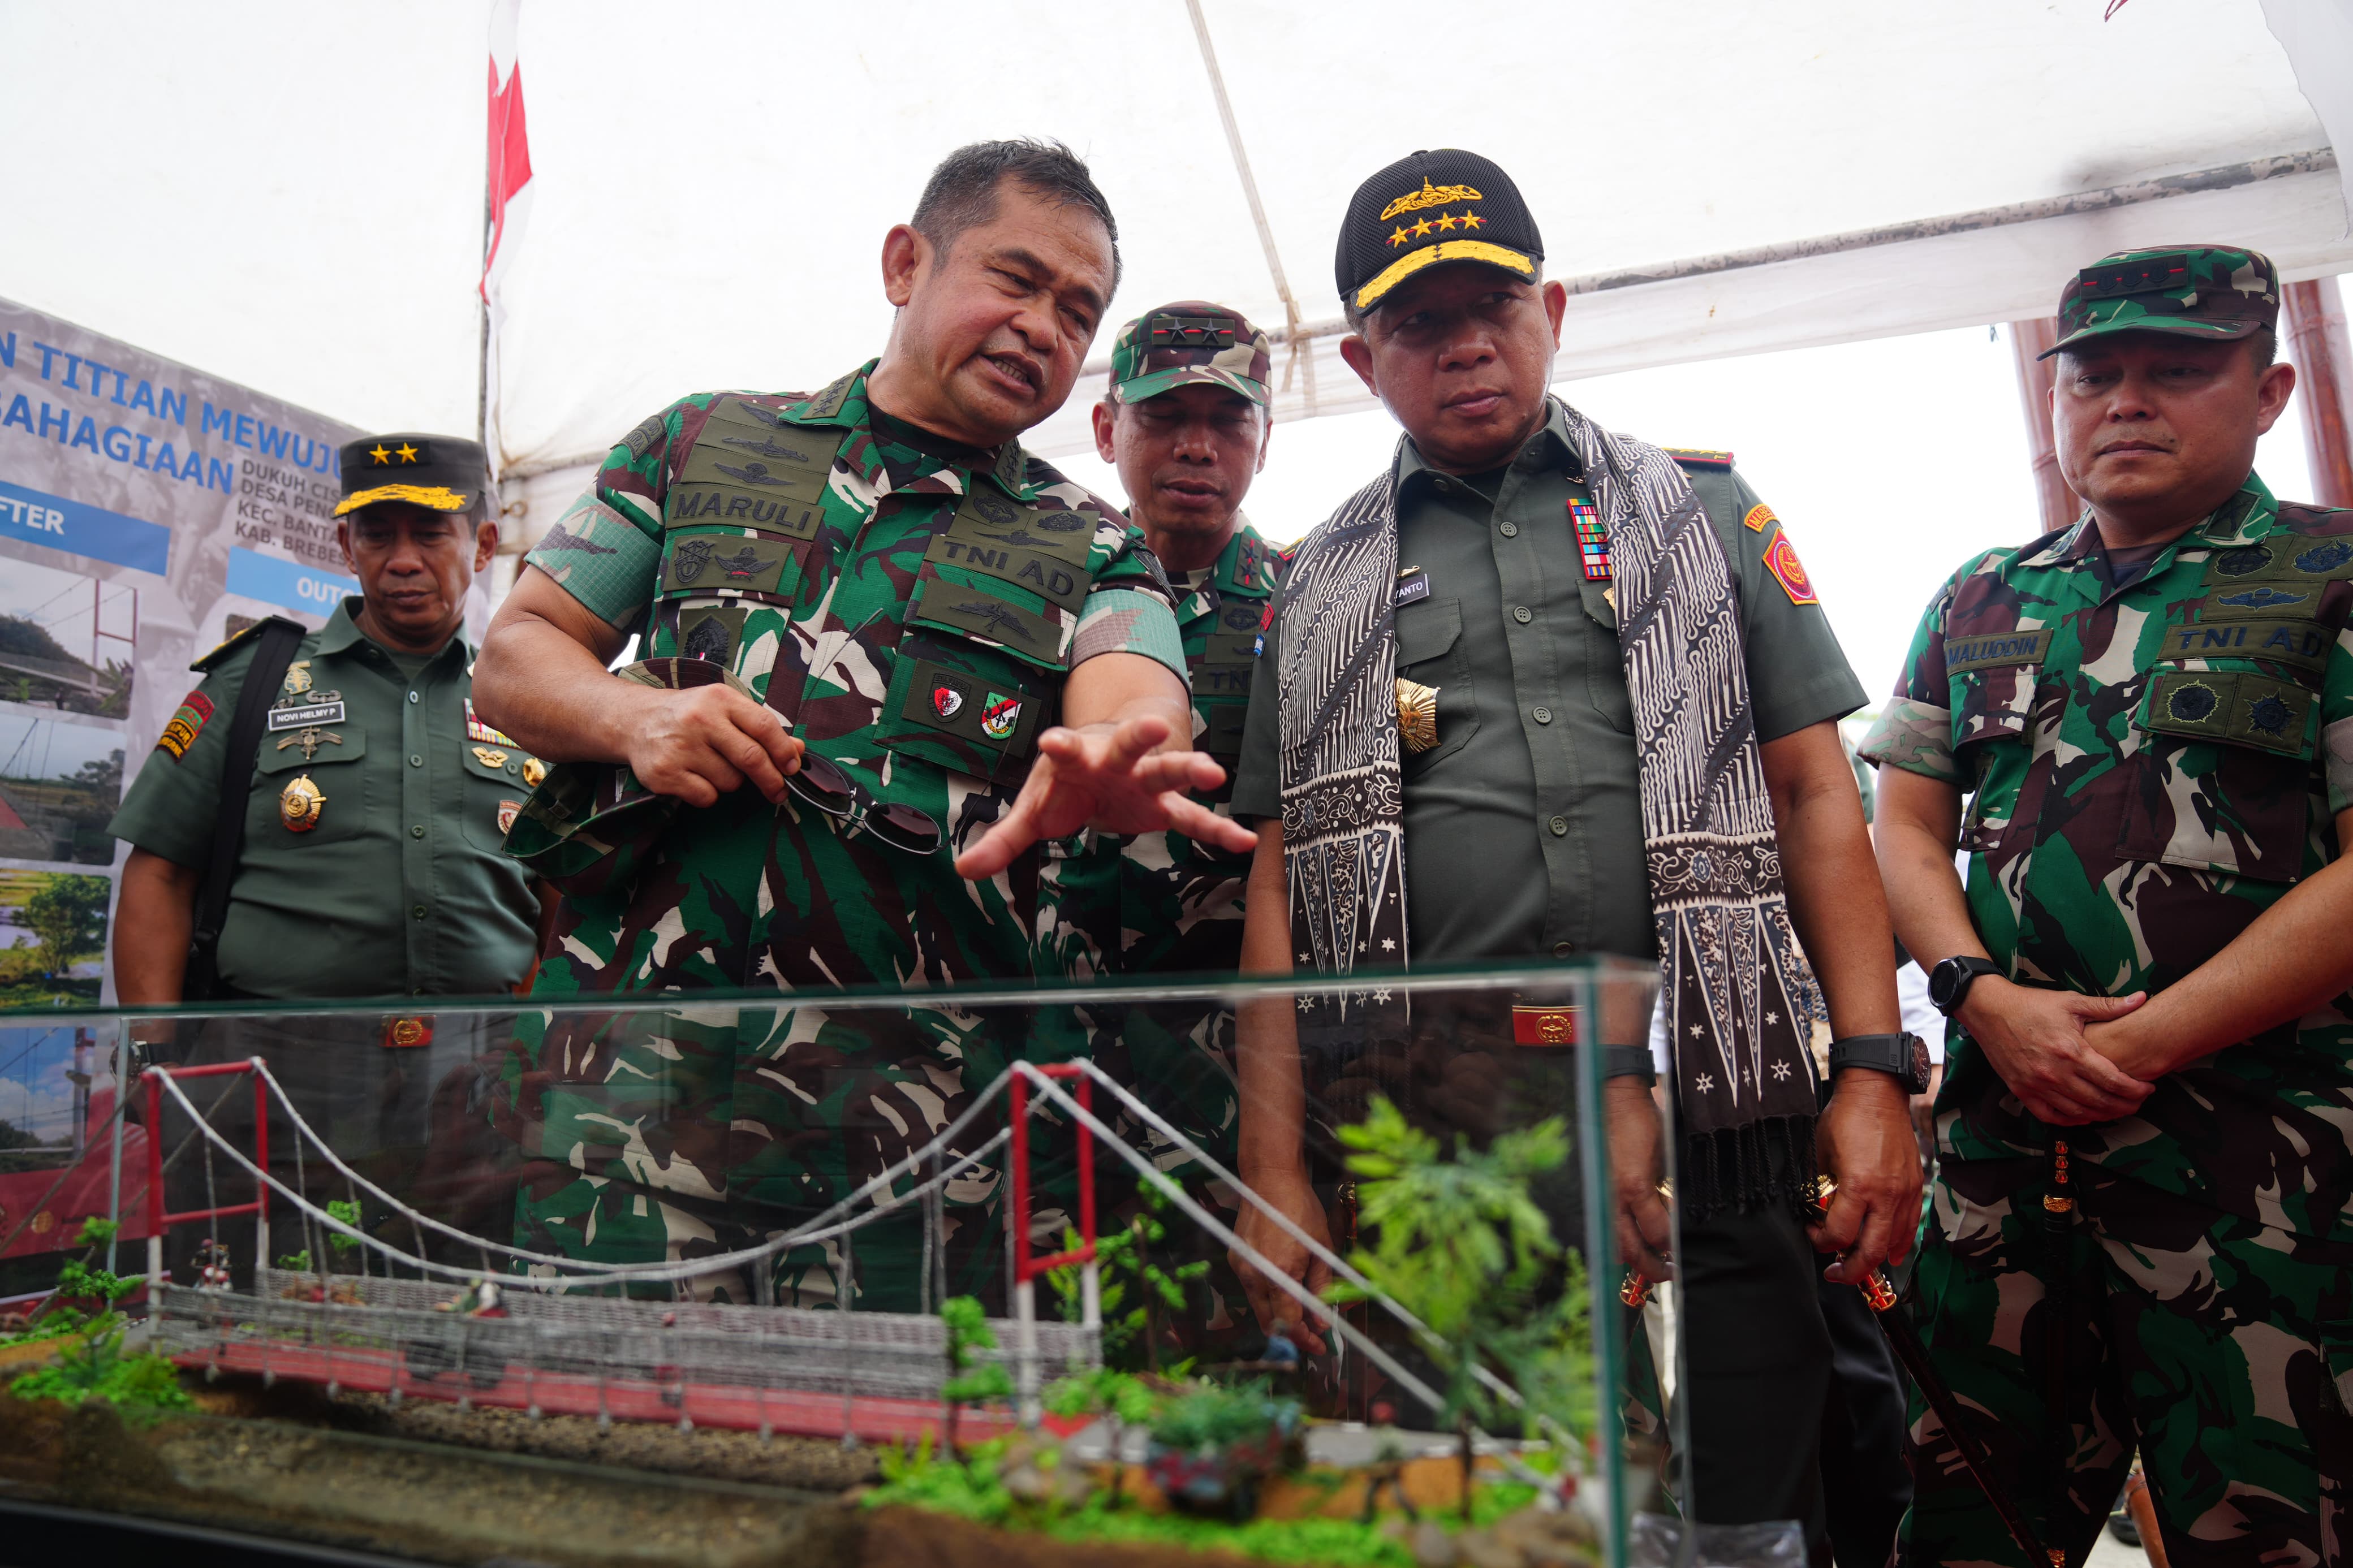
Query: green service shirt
1232 400 1866 964
108 601 541 1000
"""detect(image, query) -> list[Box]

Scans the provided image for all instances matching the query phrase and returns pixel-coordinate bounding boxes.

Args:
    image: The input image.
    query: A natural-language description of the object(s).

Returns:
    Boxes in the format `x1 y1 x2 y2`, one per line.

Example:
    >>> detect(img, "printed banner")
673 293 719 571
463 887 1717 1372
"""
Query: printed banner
0 295 361 1005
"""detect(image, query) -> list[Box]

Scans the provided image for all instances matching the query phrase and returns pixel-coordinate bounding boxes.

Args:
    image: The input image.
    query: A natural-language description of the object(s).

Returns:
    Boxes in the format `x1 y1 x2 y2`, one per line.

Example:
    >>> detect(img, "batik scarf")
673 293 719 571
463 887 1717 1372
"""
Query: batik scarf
1274 400 1823 1215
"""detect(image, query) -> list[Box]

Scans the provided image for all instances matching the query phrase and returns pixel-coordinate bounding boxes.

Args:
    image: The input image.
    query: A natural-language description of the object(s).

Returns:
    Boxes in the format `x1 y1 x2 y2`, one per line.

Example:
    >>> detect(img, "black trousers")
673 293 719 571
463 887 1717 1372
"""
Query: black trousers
1679 1202 1911 1568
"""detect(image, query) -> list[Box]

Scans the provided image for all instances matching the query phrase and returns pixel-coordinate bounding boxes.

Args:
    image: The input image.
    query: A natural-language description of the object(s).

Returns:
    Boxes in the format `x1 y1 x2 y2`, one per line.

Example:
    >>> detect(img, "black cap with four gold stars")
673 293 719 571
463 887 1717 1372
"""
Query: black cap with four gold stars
1335 148 1545 316
333 433 489 518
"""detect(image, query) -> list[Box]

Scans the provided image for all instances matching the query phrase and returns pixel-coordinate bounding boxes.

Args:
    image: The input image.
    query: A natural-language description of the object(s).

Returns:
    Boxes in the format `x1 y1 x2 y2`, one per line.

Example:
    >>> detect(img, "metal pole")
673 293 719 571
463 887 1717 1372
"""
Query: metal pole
1015 1277 1040 1429
2285 276 2353 509
105 1021 126 1276
2007 318 2079 537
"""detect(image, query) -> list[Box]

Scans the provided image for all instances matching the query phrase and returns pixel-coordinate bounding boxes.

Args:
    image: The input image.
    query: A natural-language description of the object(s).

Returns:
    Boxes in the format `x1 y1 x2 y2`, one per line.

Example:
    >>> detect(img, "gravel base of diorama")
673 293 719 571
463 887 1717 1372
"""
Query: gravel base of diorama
0 1392 859 1568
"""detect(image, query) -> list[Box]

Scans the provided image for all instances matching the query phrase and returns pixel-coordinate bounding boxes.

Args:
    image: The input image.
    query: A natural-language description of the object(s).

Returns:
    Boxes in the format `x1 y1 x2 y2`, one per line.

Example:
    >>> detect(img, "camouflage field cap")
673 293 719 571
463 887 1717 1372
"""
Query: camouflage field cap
1108 301 1272 407
2042 245 2281 358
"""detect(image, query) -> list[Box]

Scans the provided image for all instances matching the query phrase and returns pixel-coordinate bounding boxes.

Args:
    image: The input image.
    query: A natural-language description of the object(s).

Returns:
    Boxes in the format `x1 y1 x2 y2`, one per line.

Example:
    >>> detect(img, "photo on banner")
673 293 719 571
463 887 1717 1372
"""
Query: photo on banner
0 869 110 1008
0 554 136 722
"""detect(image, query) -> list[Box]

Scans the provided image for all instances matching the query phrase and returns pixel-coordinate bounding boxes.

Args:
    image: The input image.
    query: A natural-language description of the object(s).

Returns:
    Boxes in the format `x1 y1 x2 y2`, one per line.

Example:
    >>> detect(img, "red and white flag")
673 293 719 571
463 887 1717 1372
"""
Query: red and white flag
481 0 533 474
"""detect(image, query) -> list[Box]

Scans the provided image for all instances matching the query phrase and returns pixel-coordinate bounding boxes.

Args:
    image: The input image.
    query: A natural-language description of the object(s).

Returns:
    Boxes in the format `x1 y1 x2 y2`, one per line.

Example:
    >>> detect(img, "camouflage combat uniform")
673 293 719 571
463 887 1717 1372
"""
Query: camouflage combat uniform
501 364 1185 1308
1861 241 2353 1568
1052 304 1285 1357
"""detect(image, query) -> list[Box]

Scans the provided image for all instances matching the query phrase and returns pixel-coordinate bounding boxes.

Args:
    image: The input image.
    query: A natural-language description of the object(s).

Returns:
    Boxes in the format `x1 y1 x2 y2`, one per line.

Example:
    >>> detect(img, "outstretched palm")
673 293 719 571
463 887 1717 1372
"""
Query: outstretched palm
954 714 1257 880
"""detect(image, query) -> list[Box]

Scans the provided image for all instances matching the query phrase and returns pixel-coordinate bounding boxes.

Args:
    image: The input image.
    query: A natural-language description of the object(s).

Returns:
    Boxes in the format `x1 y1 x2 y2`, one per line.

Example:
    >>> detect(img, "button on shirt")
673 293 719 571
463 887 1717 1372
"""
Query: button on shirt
1232 400 1866 965
109 600 540 999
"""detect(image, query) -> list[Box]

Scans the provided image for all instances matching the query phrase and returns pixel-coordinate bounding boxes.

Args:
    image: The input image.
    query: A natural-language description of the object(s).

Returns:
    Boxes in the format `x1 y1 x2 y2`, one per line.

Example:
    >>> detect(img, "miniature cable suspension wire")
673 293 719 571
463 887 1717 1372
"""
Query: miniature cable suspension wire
153 1062 1013 1288
1007 1062 1447 1419
209 1055 1020 1282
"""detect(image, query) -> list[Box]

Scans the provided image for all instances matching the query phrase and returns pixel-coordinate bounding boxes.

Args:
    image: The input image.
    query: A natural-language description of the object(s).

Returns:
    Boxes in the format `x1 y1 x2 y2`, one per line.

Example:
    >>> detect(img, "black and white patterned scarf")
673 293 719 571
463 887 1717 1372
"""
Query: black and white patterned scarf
1275 400 1822 1215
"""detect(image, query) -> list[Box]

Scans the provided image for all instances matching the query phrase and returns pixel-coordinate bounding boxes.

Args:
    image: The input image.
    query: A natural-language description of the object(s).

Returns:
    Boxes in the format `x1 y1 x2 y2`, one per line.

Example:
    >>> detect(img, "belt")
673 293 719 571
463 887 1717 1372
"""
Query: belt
379 1016 434 1050
1510 1004 1581 1046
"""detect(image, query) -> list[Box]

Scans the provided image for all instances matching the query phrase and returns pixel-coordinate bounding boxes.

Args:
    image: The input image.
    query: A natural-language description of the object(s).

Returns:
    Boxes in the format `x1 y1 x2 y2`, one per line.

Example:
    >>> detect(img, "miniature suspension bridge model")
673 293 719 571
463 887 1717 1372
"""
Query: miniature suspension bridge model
136 1052 1482 1446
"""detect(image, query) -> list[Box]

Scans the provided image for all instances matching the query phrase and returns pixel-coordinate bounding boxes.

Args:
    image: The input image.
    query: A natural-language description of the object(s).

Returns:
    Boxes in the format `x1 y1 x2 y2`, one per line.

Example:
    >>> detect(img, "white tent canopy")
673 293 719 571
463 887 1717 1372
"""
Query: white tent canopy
5 0 2347 546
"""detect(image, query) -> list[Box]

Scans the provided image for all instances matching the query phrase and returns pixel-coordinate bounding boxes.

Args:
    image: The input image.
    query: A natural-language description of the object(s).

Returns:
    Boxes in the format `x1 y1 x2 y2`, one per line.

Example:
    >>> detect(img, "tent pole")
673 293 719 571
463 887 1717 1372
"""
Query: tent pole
2285 277 2353 509
2006 318 2078 537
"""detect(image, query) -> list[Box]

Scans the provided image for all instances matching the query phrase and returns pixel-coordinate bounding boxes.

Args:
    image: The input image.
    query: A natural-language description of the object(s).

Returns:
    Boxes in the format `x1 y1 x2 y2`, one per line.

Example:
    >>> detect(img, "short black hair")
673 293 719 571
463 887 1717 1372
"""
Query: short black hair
911 139 1121 292
2250 326 2278 372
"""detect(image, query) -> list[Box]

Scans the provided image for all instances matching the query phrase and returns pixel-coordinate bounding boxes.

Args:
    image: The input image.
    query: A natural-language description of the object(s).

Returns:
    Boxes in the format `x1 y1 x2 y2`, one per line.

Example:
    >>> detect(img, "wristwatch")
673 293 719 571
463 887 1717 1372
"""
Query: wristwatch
1928 954 2004 1016
1828 1032 1932 1096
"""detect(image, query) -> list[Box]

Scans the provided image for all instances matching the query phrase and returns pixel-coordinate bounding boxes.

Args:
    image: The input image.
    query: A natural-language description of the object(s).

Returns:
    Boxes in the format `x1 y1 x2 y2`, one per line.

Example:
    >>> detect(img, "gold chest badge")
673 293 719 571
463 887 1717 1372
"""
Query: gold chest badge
280 774 326 832
1397 677 1441 754
472 746 510 770
521 755 546 788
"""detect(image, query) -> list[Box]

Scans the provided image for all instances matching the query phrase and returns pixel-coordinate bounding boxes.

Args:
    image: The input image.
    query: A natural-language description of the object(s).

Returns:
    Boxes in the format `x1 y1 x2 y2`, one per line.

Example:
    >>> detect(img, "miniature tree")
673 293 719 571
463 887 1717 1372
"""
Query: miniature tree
1045 1175 1208 1373
1325 1096 1584 1521
938 1294 1013 1455
325 1198 363 1265
1044 1367 1160 1504
8 1217 191 1422
19 1217 139 1337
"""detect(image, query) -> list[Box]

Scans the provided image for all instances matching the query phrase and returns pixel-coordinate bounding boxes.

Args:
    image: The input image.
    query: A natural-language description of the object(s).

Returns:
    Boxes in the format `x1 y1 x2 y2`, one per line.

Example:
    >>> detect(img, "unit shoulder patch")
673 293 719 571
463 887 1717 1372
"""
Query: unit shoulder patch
191 615 307 673
157 691 215 761
1662 447 1735 469
1762 529 1820 606
1742 502 1777 533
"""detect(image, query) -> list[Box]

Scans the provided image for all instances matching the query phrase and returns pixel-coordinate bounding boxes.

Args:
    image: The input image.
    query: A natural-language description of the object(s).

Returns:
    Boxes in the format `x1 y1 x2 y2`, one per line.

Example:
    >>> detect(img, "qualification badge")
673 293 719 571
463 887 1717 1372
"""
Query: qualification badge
496 799 523 836
522 756 546 789
281 774 326 832
1396 677 1440 754
472 746 510 770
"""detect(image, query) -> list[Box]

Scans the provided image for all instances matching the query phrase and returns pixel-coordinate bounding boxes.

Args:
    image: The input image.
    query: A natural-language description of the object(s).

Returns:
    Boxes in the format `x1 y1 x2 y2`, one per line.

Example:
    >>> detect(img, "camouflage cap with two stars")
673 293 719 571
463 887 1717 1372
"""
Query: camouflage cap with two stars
2041 245 2281 359
1335 148 1544 314
333 433 490 517
1108 301 1273 407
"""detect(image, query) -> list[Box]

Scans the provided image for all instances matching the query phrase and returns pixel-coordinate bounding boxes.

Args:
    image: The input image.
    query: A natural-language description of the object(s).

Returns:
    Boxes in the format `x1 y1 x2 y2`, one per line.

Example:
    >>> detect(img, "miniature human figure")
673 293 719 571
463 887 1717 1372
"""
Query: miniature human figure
437 1277 506 1318
195 1238 231 1291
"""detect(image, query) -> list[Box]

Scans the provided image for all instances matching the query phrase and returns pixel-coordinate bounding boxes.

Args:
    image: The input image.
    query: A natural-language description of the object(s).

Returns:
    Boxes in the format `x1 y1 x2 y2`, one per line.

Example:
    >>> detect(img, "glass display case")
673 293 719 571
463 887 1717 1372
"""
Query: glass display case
0 959 1686 1567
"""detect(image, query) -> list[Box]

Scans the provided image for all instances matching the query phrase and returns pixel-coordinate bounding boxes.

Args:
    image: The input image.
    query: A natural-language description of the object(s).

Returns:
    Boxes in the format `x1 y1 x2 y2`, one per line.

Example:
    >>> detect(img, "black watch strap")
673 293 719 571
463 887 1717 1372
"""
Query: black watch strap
1600 1046 1657 1083
1828 1032 1930 1095
1929 954 2003 1016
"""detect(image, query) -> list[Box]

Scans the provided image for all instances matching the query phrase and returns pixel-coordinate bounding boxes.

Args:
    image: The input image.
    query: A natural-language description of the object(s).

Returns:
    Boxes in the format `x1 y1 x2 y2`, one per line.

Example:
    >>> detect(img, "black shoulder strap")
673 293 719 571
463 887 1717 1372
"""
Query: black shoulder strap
183 620 305 1000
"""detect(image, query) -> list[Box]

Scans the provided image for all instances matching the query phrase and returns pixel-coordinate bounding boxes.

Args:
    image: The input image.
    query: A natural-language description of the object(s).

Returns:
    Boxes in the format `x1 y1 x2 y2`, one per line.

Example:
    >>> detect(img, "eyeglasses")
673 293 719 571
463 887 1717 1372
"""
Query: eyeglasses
786 751 943 856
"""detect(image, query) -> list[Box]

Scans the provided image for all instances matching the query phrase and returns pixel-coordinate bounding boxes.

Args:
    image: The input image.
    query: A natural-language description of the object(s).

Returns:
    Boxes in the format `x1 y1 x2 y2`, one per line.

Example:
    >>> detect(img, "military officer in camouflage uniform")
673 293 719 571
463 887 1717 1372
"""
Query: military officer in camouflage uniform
1866 247 2353 1565
110 433 541 1273
475 141 1252 1308
1071 303 1282 1121
1064 303 1286 1355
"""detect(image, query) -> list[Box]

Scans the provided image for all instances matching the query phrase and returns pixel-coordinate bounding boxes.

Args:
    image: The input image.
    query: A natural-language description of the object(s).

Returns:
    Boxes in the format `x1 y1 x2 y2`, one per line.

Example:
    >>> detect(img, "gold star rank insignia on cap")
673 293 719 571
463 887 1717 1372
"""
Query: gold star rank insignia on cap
1459 211 1484 230
369 444 392 465
1412 217 1434 237
1436 211 1459 231
1389 226 1411 248
395 442 420 463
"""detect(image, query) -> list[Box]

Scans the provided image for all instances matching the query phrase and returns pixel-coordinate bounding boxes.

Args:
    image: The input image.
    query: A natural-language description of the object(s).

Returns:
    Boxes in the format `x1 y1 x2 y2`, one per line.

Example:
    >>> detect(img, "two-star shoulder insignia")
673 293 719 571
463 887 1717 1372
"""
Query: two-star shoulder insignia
1663 447 1735 469
191 615 308 673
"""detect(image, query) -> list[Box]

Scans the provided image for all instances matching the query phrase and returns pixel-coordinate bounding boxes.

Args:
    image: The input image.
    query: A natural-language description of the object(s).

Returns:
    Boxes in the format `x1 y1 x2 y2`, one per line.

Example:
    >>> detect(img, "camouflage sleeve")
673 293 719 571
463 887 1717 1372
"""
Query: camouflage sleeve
1065 486 1184 677
520 400 691 629
2325 626 2353 815
1071 588 1186 677
1856 570 1964 784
